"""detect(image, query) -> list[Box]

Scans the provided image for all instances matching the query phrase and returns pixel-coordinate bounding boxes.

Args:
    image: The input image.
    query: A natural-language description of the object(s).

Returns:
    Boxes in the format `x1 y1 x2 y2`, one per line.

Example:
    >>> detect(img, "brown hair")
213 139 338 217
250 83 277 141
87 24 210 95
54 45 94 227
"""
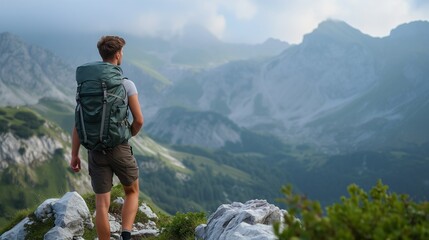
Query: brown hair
97 36 126 60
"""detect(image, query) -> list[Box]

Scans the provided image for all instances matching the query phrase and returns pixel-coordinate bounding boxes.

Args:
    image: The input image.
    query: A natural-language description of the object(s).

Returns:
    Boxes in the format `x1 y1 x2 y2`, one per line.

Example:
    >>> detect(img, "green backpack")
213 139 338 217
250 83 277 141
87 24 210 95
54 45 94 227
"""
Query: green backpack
75 61 131 150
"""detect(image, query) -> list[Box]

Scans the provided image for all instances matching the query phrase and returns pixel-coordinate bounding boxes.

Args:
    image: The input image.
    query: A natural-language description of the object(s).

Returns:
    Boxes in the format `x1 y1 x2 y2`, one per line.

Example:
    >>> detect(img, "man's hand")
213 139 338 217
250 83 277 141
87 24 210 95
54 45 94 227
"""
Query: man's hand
70 155 81 172
71 127 81 172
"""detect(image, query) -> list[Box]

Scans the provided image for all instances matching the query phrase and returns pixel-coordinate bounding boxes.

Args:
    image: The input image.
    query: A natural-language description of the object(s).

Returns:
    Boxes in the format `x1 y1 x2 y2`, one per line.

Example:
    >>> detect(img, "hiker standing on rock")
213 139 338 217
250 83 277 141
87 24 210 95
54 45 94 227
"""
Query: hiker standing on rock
70 35 144 240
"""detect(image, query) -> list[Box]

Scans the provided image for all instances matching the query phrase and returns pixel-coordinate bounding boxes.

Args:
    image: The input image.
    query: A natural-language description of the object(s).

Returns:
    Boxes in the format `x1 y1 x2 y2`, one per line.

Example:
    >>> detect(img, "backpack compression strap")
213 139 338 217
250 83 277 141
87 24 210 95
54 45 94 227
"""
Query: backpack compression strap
76 84 88 144
99 82 108 145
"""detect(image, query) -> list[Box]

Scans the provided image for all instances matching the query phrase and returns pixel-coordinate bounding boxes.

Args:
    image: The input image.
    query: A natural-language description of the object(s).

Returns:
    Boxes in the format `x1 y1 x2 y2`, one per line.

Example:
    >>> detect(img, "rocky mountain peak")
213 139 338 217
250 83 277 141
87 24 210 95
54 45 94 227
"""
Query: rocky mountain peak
389 20 429 40
302 19 371 45
260 37 290 52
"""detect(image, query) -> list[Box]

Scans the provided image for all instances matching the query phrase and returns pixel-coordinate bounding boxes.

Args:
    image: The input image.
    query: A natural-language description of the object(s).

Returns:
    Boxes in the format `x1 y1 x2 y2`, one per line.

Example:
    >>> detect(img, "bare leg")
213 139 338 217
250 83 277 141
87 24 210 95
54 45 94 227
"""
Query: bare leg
121 180 139 231
95 192 111 240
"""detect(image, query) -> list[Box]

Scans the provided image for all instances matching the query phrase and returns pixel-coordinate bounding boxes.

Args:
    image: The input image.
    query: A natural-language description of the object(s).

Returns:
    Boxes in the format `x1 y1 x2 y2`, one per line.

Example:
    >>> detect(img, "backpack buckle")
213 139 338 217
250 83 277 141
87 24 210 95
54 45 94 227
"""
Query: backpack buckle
101 82 107 102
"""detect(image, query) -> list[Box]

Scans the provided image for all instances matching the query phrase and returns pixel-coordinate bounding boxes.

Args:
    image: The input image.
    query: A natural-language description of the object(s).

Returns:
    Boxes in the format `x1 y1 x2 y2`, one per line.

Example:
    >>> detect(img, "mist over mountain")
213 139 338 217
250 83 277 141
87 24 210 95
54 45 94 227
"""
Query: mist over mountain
0 32 75 106
5 20 427 151
2 19 428 152
16 25 289 68
157 20 429 151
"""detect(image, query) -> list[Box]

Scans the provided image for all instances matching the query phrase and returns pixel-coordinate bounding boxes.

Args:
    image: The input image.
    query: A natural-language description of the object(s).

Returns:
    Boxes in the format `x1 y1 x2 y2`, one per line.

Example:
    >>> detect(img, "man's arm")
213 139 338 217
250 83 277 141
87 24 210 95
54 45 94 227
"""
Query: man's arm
70 127 81 172
128 94 144 136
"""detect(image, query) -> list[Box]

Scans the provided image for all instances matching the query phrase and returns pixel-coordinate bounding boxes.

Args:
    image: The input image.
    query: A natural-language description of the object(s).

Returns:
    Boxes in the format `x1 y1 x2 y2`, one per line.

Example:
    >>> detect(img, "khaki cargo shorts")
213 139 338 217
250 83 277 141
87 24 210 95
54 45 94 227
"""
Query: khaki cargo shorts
88 143 139 194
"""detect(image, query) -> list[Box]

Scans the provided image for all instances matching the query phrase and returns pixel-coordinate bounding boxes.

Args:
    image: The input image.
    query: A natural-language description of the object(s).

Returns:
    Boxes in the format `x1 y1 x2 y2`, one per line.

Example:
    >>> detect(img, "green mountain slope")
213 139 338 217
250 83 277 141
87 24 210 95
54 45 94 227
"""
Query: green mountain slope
3 98 429 225
27 100 298 214
0 106 90 227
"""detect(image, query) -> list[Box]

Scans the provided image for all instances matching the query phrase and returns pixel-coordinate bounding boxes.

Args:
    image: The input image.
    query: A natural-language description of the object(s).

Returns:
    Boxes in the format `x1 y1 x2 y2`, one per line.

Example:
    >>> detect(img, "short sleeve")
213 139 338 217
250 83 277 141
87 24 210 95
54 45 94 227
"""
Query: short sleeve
123 79 138 97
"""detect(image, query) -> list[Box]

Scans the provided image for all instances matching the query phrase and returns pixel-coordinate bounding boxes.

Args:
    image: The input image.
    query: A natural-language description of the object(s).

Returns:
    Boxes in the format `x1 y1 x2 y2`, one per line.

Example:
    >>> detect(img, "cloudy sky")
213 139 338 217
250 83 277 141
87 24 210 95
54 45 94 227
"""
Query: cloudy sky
0 0 428 44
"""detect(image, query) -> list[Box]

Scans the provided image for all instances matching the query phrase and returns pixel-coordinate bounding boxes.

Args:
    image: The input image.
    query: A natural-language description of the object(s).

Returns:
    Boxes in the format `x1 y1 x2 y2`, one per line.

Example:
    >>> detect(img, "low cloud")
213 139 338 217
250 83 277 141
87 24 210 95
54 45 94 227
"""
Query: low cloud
0 0 428 44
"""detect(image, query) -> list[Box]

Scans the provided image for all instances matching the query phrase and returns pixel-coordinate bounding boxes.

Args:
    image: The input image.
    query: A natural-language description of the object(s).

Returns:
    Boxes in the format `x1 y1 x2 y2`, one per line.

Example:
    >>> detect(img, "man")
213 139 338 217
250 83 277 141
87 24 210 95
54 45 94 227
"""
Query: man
70 36 144 240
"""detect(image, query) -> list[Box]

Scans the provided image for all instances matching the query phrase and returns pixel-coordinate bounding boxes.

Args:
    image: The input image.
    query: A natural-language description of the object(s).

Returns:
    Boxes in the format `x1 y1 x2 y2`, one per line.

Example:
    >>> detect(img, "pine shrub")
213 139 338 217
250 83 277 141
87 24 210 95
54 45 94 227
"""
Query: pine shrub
274 180 429 240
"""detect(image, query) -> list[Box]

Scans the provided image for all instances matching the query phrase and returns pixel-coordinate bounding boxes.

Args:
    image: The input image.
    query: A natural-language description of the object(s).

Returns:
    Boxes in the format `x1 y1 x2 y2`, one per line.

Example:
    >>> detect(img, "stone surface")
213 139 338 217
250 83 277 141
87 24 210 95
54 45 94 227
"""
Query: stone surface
139 203 158 219
44 226 74 240
34 198 58 220
195 199 284 240
0 132 64 170
1 191 161 239
0 217 31 240
51 191 94 236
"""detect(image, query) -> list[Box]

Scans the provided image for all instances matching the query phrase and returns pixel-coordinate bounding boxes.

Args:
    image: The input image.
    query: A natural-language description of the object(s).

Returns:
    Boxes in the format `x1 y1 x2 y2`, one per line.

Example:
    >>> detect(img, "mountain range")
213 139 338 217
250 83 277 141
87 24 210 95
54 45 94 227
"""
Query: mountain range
1 19 429 229
149 20 429 151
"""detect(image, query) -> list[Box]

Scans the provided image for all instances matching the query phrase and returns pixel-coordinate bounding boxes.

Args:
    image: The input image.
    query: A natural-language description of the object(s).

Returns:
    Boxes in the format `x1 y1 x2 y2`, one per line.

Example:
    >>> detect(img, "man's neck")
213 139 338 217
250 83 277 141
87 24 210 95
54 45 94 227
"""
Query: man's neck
104 59 118 65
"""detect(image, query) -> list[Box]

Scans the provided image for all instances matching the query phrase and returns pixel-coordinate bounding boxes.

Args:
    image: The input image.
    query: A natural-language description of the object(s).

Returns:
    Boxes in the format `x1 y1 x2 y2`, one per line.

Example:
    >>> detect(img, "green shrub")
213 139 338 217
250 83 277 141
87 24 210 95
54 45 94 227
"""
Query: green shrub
82 193 96 213
14 111 44 130
10 124 33 139
14 111 38 122
111 184 124 200
0 208 32 235
274 180 429 240
25 213 55 240
157 212 206 240
0 119 8 133
82 227 98 240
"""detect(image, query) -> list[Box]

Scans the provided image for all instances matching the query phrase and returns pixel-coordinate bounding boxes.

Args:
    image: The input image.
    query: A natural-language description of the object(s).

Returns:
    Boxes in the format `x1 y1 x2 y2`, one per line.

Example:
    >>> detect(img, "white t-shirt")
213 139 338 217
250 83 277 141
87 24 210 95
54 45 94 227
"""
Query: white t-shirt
123 78 138 97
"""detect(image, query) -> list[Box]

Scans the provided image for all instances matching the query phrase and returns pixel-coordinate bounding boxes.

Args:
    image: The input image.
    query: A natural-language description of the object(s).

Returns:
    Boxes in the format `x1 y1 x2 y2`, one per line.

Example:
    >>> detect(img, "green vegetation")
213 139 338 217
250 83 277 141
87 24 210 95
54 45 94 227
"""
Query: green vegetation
31 98 74 131
155 212 206 240
25 213 55 240
6 181 427 240
0 107 46 139
274 181 429 240
0 208 32 235
136 151 281 214
0 151 72 228
82 184 205 240
141 121 429 218
1 103 428 239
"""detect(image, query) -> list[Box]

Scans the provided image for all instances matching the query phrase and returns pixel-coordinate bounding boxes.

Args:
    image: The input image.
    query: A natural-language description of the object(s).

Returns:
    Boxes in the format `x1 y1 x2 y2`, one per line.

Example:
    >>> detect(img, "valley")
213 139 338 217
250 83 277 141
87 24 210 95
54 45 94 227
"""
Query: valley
0 19 428 228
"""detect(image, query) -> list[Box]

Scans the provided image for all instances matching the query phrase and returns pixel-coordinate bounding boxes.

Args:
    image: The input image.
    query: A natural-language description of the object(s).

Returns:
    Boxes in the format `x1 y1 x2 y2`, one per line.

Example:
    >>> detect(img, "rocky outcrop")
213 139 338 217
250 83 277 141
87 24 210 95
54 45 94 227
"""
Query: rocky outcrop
0 192 160 240
0 131 65 170
0 217 30 240
1 192 91 240
195 199 285 240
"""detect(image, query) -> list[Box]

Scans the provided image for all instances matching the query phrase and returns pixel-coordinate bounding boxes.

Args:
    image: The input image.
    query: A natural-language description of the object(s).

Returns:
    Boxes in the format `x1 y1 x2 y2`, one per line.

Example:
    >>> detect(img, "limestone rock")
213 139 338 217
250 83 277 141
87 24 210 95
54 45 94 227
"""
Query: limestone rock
0 132 64 170
195 199 284 240
51 191 94 236
34 198 58 220
139 203 158 220
0 217 31 240
0 191 161 239
44 226 74 240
